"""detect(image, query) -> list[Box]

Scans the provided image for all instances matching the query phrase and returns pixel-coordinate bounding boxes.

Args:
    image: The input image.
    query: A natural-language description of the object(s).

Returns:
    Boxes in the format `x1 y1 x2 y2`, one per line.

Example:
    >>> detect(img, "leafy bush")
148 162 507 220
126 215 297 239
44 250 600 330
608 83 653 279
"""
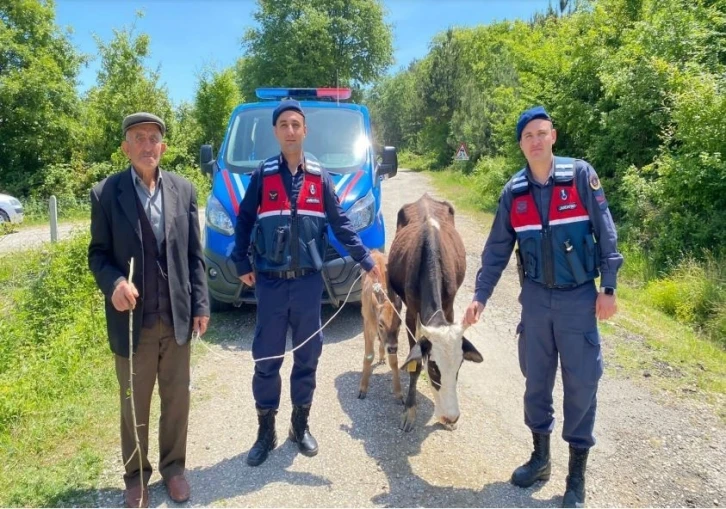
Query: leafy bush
643 257 726 345
471 156 512 211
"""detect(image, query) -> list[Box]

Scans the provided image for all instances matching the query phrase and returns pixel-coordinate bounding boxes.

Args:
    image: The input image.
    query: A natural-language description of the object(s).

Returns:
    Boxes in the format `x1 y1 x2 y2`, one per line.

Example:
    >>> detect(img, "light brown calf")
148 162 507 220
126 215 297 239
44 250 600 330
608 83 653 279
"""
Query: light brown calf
359 250 403 402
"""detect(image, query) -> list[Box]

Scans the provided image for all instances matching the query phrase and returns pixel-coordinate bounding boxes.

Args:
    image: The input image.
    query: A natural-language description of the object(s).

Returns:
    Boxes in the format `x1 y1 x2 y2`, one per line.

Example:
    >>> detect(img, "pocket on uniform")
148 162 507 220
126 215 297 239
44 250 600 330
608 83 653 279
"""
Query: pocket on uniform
585 330 600 346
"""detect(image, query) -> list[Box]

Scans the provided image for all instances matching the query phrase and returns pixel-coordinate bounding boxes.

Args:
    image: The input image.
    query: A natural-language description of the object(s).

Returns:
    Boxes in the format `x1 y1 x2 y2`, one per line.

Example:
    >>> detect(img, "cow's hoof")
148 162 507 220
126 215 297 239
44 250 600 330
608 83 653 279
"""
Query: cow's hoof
394 394 404 405
358 390 367 400
399 407 417 432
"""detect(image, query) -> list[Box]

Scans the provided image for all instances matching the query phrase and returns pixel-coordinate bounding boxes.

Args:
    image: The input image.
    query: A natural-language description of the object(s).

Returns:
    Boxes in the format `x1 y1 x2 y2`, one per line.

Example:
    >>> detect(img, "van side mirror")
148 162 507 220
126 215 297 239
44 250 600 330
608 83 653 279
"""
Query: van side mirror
376 146 398 180
200 145 214 176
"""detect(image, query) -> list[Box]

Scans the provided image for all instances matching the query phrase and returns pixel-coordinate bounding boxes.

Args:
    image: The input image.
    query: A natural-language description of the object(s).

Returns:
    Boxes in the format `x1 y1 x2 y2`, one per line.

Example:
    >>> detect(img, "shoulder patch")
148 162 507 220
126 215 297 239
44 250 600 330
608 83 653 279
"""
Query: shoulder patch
589 175 601 191
305 161 322 175
262 158 279 174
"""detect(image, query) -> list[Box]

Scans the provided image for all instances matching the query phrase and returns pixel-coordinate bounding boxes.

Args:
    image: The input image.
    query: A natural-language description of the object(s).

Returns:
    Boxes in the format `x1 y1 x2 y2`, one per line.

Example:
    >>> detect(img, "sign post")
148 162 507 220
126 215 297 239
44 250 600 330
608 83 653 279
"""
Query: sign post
454 142 470 162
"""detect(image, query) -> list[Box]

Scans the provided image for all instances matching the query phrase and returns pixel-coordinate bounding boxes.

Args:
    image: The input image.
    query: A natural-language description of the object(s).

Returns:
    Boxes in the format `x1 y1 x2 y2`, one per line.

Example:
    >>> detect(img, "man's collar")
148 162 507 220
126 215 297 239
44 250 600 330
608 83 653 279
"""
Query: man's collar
525 157 555 186
131 166 162 183
279 152 306 173
131 166 162 193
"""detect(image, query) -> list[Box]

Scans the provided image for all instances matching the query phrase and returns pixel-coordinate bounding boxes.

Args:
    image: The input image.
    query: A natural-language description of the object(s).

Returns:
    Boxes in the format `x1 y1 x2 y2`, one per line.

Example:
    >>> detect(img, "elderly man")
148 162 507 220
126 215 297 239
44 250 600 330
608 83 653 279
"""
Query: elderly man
88 112 209 507
463 106 623 508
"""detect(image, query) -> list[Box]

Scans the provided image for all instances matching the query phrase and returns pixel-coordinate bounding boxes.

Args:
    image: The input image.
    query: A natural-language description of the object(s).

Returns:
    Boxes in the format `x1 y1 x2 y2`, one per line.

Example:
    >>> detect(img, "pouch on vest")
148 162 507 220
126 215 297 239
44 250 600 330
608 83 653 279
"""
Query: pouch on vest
521 237 538 279
564 239 588 285
252 223 265 256
515 247 525 287
302 216 323 272
270 225 289 264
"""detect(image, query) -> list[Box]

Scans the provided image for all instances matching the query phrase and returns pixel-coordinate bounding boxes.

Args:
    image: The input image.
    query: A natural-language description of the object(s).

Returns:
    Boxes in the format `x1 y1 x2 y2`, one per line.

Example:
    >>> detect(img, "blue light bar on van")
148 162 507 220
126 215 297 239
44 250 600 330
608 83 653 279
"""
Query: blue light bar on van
255 88 352 100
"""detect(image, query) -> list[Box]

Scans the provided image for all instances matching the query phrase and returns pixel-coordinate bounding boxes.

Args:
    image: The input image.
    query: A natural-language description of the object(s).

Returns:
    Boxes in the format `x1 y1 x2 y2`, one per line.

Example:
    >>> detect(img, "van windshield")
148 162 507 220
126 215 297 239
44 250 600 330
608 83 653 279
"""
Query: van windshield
224 107 369 174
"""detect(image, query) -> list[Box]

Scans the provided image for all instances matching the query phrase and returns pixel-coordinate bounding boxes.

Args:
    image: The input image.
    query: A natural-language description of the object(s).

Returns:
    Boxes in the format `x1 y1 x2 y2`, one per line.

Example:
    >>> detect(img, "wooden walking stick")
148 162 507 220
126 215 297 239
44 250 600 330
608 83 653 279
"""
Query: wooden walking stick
122 258 145 508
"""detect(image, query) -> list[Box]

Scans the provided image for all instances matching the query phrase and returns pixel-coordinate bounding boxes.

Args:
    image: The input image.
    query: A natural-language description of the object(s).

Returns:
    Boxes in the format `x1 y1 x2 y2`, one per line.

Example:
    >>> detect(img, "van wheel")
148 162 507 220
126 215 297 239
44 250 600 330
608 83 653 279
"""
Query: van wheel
0 210 9 223
210 294 233 313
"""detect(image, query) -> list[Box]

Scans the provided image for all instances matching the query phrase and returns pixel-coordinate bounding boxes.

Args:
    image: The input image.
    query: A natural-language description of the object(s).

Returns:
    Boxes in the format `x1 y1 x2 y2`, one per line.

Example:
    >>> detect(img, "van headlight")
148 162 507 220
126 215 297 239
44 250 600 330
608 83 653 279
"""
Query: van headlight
206 195 235 236
347 190 376 232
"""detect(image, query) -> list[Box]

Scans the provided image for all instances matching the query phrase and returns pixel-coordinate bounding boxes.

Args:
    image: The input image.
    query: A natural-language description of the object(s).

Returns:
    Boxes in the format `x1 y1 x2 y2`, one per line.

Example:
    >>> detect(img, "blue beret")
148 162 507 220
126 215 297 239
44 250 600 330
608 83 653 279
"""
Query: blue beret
516 106 552 141
272 100 305 125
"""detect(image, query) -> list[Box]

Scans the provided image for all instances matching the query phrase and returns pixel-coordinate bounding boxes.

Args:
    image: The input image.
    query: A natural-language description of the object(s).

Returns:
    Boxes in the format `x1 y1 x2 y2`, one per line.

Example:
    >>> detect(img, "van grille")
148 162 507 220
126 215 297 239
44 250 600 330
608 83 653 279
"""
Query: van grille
324 245 341 261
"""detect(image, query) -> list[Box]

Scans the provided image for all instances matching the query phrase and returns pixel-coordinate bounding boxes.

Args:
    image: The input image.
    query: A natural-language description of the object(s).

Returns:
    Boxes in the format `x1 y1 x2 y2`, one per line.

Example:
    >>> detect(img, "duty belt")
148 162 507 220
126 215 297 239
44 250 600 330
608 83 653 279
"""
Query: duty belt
261 268 317 280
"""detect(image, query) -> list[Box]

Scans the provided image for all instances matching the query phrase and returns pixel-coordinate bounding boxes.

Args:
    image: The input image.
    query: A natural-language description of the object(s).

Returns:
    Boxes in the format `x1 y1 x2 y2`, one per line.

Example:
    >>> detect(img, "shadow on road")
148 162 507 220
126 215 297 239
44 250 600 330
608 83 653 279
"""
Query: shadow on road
335 370 561 508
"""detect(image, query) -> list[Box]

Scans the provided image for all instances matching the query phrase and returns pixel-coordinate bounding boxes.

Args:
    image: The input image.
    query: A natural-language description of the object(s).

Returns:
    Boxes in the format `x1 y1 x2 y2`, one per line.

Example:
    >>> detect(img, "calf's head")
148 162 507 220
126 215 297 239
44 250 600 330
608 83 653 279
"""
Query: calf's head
374 291 403 354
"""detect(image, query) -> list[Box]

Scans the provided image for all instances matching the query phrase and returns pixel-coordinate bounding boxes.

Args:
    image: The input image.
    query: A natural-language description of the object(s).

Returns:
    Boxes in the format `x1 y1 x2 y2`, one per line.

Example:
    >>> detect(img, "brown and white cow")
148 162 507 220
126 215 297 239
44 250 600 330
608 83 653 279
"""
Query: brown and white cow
388 193 483 431
359 250 403 401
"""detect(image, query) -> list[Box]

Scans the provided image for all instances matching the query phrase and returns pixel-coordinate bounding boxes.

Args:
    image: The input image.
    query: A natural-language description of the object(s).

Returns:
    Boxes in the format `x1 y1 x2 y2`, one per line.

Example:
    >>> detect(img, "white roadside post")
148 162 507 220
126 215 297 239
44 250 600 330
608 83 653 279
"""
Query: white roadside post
49 196 58 243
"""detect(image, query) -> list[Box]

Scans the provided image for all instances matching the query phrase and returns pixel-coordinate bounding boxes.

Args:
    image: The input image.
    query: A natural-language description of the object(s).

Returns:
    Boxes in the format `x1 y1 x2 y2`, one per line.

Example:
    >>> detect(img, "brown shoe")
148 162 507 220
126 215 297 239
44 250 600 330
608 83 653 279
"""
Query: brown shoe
165 474 191 503
124 484 149 508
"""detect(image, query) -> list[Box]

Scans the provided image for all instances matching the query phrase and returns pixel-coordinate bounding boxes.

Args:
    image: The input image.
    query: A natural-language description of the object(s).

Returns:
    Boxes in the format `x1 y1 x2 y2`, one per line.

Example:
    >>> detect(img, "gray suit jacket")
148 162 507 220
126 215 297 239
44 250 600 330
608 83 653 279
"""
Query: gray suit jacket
88 167 209 357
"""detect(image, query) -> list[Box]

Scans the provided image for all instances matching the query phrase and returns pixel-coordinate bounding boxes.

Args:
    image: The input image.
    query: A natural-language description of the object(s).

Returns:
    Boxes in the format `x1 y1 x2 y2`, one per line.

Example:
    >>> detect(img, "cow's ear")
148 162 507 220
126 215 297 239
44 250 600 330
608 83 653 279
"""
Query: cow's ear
401 339 431 371
462 336 483 363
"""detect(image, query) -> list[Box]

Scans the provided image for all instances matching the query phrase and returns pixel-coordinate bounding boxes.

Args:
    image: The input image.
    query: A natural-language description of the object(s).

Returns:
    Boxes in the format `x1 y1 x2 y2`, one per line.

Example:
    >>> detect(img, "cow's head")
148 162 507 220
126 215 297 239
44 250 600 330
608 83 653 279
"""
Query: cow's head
401 316 483 427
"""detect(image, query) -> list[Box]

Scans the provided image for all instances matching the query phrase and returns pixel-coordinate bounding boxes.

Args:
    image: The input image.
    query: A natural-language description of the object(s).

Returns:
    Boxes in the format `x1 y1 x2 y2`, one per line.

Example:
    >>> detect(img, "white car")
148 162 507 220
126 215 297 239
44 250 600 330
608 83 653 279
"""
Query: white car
0 193 24 224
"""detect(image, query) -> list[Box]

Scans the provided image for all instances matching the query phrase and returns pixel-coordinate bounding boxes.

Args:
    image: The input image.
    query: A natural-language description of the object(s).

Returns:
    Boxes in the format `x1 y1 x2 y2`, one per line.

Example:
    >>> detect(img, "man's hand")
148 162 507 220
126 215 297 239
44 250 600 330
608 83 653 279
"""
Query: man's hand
240 272 256 287
111 279 139 312
596 292 618 320
462 300 485 327
368 264 383 284
193 316 210 336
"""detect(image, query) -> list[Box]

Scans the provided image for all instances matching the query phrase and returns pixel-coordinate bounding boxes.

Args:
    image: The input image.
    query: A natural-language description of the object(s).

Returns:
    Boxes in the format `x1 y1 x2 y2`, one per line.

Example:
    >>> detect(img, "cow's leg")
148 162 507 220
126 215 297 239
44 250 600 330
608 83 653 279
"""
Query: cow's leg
358 322 375 399
400 309 420 431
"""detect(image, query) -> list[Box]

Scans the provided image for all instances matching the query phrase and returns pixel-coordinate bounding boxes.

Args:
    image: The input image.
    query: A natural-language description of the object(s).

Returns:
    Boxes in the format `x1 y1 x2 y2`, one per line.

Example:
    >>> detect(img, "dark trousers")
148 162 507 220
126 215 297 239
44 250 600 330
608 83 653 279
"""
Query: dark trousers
114 318 190 488
252 271 325 409
517 279 603 449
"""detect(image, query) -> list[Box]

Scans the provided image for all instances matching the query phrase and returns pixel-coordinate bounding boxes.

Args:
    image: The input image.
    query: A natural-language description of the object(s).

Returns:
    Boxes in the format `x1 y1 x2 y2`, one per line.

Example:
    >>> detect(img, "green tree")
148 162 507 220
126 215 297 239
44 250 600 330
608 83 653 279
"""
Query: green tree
240 0 393 90
82 16 172 165
193 67 242 151
0 0 83 195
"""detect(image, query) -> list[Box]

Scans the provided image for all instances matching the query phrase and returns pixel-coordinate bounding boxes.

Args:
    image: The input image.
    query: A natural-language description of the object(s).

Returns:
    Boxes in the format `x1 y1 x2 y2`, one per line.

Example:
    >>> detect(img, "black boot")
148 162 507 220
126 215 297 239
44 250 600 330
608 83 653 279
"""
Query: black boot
288 405 319 457
511 432 551 487
246 408 277 466
562 446 589 508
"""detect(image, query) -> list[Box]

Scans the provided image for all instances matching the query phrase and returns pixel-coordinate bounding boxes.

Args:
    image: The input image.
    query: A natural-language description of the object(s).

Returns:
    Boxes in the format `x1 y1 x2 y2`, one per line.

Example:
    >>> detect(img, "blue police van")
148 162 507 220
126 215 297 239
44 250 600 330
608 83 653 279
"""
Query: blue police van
199 88 398 310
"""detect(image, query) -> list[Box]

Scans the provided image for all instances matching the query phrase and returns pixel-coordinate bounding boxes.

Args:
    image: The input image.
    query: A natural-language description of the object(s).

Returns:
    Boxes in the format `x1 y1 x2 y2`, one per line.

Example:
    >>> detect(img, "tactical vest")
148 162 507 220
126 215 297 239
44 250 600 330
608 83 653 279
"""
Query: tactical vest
253 155 327 273
509 157 600 288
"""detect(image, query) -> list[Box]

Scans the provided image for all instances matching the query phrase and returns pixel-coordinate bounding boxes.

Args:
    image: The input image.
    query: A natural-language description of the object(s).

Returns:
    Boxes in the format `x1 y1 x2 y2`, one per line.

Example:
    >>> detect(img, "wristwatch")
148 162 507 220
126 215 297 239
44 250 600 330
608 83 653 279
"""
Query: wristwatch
603 287 615 296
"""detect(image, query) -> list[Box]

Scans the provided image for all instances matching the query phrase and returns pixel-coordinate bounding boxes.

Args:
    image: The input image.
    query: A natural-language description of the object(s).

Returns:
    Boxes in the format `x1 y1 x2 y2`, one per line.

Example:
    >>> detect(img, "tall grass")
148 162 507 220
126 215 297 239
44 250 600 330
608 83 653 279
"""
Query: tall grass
0 231 117 506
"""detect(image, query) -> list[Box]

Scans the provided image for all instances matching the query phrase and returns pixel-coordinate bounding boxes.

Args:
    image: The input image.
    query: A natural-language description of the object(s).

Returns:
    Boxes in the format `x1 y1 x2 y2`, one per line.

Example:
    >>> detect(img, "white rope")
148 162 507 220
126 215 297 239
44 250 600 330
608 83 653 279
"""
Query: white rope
372 281 416 340
370 281 443 386
251 270 366 363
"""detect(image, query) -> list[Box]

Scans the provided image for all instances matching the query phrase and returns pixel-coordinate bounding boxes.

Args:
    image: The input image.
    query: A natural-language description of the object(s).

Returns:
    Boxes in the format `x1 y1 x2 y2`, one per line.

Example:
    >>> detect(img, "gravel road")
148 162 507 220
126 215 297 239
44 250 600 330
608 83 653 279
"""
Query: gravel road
93 169 725 508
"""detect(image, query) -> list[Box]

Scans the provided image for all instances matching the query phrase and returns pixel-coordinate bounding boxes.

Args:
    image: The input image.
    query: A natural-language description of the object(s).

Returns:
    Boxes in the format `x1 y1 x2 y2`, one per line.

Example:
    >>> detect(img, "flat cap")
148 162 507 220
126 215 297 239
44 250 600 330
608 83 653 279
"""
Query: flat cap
516 106 552 141
272 100 305 126
122 112 166 136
